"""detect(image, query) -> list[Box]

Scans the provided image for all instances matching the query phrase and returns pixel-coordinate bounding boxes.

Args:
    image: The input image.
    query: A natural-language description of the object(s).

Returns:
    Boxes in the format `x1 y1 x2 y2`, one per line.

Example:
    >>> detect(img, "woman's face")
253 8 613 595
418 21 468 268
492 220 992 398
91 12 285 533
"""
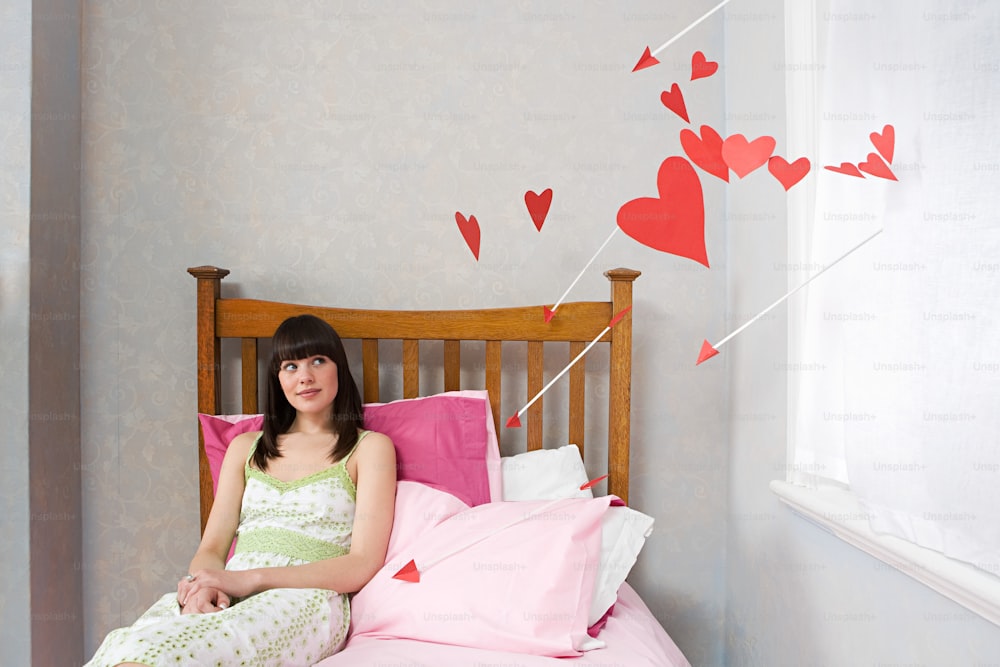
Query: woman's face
277 354 339 417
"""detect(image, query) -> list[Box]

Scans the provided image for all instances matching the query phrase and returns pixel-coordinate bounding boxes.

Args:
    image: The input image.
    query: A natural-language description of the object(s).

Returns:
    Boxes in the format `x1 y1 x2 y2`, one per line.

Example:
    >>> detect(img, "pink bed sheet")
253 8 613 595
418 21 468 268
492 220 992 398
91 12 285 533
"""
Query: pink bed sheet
314 583 691 667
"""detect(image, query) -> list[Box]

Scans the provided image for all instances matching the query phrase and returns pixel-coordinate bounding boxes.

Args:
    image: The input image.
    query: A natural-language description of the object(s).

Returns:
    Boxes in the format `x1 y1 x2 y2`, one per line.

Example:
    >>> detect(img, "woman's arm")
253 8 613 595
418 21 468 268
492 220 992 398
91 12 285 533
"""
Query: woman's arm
186 432 397 598
178 431 254 610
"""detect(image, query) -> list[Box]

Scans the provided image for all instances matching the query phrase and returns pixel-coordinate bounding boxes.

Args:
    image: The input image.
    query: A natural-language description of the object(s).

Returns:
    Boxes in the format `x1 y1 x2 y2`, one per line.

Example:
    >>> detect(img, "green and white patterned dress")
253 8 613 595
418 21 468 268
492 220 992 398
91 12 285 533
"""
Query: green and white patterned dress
86 432 369 667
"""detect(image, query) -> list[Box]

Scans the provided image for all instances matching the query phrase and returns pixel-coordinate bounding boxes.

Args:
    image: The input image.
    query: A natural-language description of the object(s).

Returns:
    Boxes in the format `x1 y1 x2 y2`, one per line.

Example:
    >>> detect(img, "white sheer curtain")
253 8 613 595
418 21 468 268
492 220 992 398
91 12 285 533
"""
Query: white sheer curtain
791 0 1000 572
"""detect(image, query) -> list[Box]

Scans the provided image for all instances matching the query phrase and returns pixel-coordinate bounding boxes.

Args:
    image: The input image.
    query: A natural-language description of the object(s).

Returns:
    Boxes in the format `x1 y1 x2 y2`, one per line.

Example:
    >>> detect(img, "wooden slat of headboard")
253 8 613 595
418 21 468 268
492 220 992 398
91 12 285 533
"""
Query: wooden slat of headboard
485 341 502 436
568 341 585 460
402 340 419 399
443 340 460 392
527 341 543 451
362 339 379 404
241 338 258 413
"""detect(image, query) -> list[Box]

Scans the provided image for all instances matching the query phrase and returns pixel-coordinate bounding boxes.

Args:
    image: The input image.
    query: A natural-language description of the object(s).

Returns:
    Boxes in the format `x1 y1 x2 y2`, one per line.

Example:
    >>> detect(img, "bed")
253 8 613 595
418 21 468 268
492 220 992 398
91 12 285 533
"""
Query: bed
187 265 691 667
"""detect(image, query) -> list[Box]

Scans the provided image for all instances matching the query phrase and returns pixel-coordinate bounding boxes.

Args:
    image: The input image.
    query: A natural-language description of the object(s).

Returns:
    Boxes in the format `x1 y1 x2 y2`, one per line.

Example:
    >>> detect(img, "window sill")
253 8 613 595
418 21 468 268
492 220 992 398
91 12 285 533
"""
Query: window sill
770 480 1000 627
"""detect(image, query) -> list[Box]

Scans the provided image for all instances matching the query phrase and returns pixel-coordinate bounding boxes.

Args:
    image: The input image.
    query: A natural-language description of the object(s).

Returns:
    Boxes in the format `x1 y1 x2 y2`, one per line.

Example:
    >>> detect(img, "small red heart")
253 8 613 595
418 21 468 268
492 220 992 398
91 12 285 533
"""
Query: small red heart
680 125 729 182
690 51 719 81
824 162 865 178
869 125 895 164
660 83 690 123
767 156 811 191
524 189 553 231
617 156 708 267
455 212 480 260
721 134 776 178
857 152 897 181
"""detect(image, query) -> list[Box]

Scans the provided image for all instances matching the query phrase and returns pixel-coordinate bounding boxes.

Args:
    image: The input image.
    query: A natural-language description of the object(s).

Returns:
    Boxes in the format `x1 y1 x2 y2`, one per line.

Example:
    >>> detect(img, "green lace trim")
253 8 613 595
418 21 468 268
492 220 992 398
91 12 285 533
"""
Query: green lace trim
235 526 349 563
243 432 364 500
246 464 356 500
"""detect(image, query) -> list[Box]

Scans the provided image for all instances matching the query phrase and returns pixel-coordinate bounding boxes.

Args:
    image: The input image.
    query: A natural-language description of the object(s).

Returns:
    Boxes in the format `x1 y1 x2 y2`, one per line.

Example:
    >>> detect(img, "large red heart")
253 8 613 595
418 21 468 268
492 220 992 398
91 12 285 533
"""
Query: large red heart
824 162 864 178
870 124 895 164
524 188 553 231
660 83 690 123
455 212 480 260
690 51 719 81
767 155 811 191
721 134 776 178
617 156 708 267
680 125 729 182
857 152 897 181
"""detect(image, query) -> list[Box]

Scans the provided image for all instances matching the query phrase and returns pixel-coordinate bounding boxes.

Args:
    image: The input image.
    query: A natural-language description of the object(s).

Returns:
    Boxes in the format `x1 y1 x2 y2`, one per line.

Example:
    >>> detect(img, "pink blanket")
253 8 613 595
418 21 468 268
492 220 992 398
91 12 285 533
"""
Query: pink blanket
315 583 691 667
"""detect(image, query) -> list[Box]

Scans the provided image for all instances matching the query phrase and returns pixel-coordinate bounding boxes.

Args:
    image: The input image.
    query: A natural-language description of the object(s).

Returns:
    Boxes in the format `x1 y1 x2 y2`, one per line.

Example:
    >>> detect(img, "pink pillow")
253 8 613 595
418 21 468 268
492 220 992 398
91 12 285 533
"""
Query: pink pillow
364 391 497 506
198 390 501 508
351 486 614 657
198 413 263 493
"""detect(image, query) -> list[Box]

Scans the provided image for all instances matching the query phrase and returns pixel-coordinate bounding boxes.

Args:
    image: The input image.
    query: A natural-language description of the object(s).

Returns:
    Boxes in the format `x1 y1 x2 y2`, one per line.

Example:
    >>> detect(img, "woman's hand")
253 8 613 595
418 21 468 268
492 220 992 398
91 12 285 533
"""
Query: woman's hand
179 586 231 615
181 568 259 604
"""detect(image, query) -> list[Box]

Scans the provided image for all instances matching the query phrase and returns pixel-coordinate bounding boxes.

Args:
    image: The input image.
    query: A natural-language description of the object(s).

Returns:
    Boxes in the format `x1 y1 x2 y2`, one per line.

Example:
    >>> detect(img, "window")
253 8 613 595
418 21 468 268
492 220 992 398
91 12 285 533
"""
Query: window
774 0 1000 625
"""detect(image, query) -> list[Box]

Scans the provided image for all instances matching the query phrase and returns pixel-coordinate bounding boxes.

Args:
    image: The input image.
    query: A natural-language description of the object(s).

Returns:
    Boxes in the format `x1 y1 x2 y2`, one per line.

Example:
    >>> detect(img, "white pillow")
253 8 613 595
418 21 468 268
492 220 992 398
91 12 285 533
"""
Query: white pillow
501 444 594 500
589 506 655 626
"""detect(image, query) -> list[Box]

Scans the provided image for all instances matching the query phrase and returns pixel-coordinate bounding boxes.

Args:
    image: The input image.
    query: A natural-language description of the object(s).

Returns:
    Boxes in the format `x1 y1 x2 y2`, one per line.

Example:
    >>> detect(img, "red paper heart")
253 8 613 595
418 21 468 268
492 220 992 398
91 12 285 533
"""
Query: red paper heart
857 152 897 181
632 46 660 72
721 134 776 178
455 212 480 260
870 124 895 164
660 83 689 123
524 189 553 231
824 162 865 178
680 125 729 182
617 156 708 267
767 156 811 191
690 51 719 81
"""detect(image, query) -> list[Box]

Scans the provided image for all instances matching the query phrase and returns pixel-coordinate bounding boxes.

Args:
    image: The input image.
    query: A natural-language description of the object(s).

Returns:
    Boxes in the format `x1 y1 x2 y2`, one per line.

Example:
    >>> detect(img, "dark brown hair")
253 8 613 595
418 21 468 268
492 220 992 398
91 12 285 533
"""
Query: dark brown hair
254 314 363 471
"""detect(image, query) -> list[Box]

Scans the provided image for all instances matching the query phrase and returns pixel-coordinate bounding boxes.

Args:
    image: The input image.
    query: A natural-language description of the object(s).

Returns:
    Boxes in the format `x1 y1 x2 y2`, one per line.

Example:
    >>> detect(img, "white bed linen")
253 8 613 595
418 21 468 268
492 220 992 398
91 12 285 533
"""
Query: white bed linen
314 583 691 667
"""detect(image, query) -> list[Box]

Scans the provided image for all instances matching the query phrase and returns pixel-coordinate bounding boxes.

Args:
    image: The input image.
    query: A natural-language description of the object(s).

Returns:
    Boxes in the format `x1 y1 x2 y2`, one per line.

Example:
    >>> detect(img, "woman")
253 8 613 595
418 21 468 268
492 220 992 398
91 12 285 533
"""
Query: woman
87 315 397 666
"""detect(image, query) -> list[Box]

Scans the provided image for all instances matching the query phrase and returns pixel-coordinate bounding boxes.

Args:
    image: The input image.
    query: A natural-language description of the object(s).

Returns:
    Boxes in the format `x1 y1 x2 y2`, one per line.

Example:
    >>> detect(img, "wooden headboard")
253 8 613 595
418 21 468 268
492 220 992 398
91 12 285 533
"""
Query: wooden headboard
188 266 641 530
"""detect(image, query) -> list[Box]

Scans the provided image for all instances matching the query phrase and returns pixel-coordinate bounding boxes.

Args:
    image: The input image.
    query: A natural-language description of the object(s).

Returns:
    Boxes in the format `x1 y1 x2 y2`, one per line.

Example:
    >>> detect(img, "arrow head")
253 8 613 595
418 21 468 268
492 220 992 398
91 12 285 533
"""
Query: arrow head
505 413 522 428
392 559 420 583
696 339 720 365
543 306 556 323
632 46 660 72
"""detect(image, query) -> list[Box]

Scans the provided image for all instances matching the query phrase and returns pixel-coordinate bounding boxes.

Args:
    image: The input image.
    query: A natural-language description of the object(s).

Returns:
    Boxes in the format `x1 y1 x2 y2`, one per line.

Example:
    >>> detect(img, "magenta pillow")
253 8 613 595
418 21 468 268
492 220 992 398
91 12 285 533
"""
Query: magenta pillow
198 413 264 493
363 392 496 507
198 390 501 508
351 484 614 656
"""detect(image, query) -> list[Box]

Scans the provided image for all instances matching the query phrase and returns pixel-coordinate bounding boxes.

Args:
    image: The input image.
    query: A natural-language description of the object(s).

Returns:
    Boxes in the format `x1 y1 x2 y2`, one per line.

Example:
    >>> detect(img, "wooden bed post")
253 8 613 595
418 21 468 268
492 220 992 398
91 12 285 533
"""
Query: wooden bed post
605 268 641 504
187 265 230 532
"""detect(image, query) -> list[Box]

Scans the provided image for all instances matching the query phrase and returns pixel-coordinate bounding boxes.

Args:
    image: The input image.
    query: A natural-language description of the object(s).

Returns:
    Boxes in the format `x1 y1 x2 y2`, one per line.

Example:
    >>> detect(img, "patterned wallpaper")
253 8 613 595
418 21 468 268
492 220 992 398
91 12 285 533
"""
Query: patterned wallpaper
80 1 729 663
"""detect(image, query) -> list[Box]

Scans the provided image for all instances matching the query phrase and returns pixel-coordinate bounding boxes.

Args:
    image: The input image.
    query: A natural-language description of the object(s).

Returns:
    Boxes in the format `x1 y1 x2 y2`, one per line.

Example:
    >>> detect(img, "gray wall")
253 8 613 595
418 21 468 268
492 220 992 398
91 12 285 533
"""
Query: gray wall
79 2 728 663
723 1 1000 664
66 1 1000 664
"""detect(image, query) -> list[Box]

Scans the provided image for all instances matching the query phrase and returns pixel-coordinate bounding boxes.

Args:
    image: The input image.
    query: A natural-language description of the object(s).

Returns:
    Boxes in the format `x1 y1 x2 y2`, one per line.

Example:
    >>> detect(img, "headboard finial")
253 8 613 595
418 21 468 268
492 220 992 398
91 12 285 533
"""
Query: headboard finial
604 268 642 283
187 266 231 280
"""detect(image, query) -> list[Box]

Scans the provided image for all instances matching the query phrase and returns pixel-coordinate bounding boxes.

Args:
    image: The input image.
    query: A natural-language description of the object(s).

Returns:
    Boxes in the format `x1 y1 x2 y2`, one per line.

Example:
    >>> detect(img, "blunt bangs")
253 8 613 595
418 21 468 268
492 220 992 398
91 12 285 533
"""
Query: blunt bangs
270 315 343 372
